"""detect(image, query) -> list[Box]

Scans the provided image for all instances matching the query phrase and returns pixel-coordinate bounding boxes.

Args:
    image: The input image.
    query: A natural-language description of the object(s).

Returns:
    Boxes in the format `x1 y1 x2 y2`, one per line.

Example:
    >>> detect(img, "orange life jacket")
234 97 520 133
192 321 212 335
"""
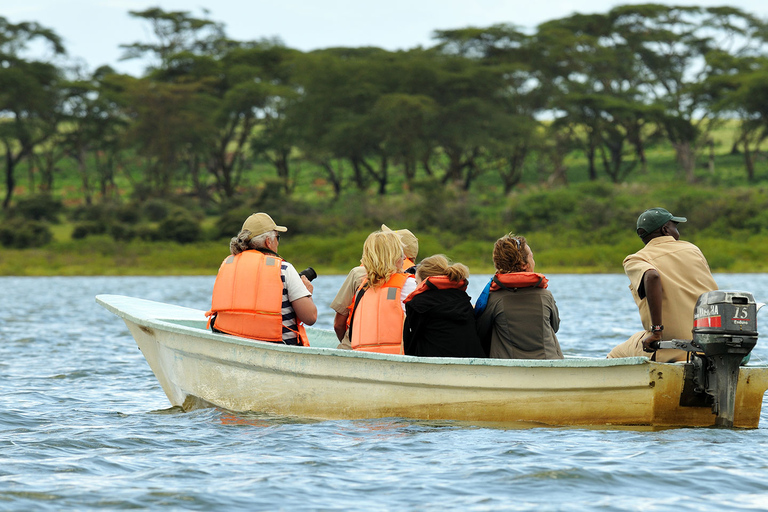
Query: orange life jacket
404 276 468 304
490 272 548 291
349 273 410 354
345 260 415 321
205 250 309 346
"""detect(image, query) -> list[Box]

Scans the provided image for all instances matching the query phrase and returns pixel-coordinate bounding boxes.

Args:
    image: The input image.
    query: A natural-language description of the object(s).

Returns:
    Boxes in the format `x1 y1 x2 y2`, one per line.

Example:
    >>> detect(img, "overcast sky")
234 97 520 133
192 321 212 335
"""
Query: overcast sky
5 0 768 75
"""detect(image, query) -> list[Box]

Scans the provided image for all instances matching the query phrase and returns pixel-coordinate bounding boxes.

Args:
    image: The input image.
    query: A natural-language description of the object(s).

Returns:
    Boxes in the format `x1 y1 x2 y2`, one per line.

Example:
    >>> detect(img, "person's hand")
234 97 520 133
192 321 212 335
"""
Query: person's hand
641 331 662 352
301 275 314 295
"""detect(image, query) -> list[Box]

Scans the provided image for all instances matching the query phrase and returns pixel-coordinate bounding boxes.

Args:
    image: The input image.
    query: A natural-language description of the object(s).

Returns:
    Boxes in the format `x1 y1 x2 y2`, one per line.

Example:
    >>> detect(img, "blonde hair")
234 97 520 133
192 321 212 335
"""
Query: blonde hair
361 231 405 288
381 224 419 260
416 254 469 282
493 233 528 273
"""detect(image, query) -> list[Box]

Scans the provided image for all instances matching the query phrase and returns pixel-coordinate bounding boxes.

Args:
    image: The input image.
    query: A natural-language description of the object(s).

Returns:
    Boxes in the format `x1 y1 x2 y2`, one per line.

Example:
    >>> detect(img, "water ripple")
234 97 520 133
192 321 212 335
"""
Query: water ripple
3 275 768 511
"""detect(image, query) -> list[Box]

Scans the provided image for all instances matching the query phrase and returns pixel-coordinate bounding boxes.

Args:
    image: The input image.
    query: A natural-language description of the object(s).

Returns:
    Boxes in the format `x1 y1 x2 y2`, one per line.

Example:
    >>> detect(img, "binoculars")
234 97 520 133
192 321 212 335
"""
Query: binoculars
299 267 317 282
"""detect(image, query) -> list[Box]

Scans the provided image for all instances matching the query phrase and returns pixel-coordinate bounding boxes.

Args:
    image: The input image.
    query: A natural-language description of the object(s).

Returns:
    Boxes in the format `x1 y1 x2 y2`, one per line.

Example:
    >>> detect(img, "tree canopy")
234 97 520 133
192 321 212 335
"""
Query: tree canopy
3 4 768 211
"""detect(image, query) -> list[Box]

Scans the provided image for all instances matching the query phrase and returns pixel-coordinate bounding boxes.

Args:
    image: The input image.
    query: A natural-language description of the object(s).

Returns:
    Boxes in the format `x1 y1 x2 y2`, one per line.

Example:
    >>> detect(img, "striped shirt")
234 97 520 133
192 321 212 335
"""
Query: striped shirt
280 261 312 344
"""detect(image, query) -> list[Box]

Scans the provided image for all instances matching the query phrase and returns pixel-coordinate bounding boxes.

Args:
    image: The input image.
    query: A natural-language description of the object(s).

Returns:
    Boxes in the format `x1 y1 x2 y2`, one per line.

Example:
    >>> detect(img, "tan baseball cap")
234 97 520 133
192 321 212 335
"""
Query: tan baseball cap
381 224 419 260
242 213 287 237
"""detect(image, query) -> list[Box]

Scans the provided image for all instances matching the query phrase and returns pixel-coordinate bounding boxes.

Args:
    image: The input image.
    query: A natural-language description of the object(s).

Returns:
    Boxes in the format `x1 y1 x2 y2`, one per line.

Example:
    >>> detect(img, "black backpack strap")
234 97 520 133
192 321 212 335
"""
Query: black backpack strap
347 285 367 344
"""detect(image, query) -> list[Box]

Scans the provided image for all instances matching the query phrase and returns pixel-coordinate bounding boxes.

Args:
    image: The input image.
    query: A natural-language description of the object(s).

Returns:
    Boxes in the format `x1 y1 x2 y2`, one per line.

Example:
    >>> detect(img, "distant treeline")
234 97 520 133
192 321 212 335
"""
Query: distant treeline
2 4 768 211
2 180 768 274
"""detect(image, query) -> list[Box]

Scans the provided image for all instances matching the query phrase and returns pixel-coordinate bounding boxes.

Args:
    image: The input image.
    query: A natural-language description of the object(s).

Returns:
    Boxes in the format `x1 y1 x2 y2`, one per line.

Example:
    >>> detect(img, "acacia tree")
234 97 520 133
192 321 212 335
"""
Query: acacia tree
30 136 65 194
611 5 765 182
706 53 768 181
120 7 225 72
116 75 214 197
730 75 768 182
292 48 392 196
278 51 345 197
294 47 501 196
530 13 654 183
351 51 441 194
229 43 303 194
59 66 128 204
433 25 546 191
121 8 235 200
160 43 304 200
416 52 509 189
369 93 437 185
124 8 307 200
0 17 64 209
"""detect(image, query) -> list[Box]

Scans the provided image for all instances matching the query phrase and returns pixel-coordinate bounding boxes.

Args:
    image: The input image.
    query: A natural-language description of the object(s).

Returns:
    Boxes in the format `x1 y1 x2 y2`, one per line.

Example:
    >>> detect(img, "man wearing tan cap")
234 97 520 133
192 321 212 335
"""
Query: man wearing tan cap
607 208 717 362
207 212 317 346
381 224 419 274
330 224 419 349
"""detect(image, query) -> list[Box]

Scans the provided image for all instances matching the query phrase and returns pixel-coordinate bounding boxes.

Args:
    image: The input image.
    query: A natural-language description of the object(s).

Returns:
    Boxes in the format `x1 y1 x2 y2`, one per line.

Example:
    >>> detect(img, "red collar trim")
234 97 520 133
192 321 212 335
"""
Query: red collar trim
404 276 468 303
490 272 548 291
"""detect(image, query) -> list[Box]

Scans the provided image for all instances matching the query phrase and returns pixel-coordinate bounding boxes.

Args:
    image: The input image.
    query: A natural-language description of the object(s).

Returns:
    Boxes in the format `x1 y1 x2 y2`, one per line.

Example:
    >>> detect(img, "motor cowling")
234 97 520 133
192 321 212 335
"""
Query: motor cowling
692 290 758 356
658 290 760 428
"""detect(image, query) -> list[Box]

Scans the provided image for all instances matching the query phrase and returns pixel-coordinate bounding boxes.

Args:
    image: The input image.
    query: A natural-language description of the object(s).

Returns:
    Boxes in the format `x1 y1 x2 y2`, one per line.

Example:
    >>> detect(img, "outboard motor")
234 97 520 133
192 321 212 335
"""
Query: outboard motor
657 291 760 427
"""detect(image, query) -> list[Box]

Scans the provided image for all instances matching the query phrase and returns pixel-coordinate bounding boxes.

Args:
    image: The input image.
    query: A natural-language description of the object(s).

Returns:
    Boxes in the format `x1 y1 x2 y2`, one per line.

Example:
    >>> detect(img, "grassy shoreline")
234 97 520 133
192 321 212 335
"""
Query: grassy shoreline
5 180 768 276
3 232 767 276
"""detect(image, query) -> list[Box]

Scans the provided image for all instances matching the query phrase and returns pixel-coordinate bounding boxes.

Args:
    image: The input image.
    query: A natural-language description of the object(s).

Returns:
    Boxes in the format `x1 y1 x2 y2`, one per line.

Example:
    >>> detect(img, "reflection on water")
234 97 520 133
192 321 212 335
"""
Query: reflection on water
2 274 768 511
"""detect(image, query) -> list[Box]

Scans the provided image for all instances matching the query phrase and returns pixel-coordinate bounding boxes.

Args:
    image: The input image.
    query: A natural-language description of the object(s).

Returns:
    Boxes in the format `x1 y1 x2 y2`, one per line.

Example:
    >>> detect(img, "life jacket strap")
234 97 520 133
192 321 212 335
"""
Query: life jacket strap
347 285 368 345
492 275 514 292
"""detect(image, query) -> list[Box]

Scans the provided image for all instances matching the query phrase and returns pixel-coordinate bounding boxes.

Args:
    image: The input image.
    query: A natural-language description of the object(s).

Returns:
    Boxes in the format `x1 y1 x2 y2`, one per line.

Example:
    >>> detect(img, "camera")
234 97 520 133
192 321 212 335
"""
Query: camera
299 267 317 282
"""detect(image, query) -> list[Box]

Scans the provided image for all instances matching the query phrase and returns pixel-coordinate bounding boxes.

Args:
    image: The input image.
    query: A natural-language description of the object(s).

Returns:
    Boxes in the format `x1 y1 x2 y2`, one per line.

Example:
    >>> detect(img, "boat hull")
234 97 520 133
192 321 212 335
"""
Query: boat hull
97 295 768 428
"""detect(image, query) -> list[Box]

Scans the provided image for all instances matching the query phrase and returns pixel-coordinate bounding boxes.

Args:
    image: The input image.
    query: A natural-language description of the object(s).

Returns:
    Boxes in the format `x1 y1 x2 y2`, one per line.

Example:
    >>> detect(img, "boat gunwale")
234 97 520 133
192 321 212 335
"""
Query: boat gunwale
96 294 768 371
96 294 768 428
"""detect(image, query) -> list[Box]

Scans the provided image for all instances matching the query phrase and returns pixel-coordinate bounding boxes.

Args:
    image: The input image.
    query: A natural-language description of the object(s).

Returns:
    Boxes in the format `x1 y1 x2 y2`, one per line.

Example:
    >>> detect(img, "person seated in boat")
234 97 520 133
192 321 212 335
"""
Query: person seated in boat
402 254 486 358
206 212 317 346
381 224 419 274
347 230 417 354
475 233 563 359
607 208 718 362
330 224 419 349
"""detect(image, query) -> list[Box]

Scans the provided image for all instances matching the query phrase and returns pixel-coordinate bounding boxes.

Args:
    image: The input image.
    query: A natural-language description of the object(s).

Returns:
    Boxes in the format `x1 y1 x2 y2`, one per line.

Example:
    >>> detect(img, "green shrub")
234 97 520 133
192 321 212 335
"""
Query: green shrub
506 187 580 232
406 179 479 233
134 224 158 241
143 199 171 222
69 202 117 223
109 222 136 242
71 221 108 239
0 219 53 248
115 204 141 224
213 206 252 240
12 194 63 223
157 213 201 244
130 182 156 203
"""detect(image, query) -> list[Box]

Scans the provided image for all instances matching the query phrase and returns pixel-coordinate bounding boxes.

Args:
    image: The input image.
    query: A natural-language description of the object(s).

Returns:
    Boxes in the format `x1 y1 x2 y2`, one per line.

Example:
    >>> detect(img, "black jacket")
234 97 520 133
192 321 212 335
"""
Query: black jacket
403 288 486 358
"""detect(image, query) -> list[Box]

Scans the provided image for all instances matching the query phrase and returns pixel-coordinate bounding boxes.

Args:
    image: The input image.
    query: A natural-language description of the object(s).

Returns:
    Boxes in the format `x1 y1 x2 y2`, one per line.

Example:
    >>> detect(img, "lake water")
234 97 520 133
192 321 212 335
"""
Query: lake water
3 273 768 511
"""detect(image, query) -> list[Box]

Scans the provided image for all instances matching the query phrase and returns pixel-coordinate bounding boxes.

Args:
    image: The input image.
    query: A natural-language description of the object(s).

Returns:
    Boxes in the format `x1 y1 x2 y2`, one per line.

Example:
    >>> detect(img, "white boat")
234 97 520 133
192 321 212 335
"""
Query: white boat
96 294 768 428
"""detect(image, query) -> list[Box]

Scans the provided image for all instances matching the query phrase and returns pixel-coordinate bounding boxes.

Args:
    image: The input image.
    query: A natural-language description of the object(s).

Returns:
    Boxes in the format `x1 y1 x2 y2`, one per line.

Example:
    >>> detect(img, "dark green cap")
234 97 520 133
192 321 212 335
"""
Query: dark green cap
636 207 686 238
